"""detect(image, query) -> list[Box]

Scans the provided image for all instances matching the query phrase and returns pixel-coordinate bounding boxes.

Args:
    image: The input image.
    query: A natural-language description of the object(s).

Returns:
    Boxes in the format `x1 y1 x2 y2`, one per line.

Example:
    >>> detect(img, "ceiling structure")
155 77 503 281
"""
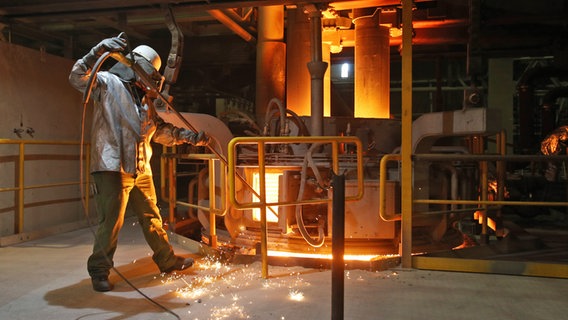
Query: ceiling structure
1 0 567 111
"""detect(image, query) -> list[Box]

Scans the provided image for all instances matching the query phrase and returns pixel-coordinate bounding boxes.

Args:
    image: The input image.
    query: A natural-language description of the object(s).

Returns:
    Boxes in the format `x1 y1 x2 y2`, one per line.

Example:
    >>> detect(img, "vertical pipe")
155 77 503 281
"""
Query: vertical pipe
400 0 413 268
258 141 268 278
306 7 328 136
331 172 345 320
478 136 489 244
495 131 506 237
16 142 24 234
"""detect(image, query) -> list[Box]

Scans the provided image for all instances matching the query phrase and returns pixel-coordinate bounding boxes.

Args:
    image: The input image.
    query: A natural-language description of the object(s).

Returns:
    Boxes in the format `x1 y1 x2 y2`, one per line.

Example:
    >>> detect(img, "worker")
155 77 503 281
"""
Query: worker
69 36 208 292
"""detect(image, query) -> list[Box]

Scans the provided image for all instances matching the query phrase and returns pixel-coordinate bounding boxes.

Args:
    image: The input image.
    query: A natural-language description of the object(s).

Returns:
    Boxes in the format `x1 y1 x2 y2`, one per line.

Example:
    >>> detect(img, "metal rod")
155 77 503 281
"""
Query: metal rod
208 157 218 248
331 171 345 320
480 154 489 244
17 142 24 234
413 154 568 162
414 199 568 207
258 141 268 279
168 157 176 232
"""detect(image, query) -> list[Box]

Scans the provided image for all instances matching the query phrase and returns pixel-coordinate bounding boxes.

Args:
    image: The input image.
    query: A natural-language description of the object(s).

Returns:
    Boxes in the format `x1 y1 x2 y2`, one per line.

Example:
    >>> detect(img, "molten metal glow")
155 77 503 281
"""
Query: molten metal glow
267 250 393 261
252 172 280 222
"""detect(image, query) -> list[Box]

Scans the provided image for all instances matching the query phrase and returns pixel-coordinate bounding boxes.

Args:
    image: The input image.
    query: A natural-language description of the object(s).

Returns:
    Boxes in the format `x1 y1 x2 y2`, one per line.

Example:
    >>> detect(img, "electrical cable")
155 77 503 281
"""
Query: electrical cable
79 37 181 320
295 143 326 248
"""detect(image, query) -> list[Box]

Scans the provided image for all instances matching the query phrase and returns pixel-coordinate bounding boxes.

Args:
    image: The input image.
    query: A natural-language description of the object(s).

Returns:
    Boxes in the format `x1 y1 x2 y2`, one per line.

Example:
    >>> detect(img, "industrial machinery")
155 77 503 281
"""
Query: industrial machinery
158 103 516 262
152 3 567 267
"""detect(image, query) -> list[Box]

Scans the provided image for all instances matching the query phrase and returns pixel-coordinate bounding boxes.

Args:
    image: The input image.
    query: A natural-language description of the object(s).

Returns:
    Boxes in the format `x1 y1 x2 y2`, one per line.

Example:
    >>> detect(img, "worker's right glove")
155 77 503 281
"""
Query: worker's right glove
83 36 127 68
181 130 210 147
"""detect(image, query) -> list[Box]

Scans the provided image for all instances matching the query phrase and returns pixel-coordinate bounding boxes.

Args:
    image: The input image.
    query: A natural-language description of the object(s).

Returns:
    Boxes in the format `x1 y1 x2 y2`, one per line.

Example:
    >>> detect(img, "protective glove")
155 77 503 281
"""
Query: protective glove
180 130 210 147
83 36 127 68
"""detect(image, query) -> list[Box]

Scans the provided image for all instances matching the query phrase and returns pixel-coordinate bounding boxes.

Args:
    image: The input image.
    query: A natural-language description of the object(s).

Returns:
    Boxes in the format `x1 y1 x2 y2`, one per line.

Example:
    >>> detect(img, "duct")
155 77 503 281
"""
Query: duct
412 108 502 154
411 108 501 237
207 9 257 45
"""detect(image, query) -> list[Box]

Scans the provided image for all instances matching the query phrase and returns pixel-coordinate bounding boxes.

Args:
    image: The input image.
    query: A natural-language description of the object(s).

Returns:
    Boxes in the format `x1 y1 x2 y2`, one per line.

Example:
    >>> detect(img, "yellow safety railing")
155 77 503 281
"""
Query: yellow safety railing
379 150 568 278
162 152 226 248
228 136 364 209
0 139 89 236
228 136 364 278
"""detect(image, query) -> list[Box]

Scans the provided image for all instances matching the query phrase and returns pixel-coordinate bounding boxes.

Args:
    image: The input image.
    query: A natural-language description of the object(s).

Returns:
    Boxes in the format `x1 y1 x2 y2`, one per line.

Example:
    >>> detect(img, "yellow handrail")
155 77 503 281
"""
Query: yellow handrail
227 135 364 278
227 136 364 210
379 153 568 222
0 139 89 235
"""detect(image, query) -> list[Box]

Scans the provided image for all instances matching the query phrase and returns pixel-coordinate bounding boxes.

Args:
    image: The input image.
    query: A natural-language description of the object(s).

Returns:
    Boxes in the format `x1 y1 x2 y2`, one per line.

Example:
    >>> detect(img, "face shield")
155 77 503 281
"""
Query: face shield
132 45 164 90
109 45 165 91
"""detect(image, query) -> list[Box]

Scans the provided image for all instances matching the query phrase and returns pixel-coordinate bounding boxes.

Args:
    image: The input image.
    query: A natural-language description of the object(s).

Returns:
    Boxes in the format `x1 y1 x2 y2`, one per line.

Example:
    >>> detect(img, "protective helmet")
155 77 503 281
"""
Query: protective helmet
132 45 161 71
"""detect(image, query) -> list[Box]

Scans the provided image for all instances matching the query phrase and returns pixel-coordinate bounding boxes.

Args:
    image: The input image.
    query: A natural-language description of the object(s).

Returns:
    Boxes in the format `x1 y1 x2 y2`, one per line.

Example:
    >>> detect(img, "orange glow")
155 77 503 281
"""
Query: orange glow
252 171 280 222
267 250 396 261
473 210 497 231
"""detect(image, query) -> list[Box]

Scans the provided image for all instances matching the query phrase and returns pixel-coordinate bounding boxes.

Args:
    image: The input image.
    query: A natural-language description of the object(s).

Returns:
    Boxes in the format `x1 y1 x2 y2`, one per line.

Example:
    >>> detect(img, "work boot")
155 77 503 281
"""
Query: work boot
163 256 194 273
91 276 113 292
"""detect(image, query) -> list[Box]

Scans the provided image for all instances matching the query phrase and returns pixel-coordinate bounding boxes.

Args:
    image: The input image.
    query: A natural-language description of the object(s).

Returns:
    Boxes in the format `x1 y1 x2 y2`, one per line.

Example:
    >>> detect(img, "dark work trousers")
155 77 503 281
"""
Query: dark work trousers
87 171 177 278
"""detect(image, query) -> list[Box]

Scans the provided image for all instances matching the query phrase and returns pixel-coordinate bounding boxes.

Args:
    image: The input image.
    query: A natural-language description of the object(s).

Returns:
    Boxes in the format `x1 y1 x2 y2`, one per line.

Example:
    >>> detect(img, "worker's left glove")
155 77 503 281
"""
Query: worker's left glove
181 130 210 147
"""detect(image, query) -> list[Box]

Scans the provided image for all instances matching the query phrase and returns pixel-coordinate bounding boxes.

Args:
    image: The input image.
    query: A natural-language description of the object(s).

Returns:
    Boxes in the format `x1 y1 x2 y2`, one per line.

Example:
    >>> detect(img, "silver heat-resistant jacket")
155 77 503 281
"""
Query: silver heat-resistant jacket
69 58 187 175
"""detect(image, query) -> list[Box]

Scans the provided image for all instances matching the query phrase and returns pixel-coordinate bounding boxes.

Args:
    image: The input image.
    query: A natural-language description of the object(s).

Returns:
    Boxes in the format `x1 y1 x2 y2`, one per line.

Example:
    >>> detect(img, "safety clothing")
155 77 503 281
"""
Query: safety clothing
87 172 180 278
69 37 203 287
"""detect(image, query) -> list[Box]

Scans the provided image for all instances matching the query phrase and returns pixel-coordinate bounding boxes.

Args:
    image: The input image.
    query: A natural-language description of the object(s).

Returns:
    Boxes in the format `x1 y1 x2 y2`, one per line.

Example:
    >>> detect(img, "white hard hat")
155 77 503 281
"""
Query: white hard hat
132 45 161 71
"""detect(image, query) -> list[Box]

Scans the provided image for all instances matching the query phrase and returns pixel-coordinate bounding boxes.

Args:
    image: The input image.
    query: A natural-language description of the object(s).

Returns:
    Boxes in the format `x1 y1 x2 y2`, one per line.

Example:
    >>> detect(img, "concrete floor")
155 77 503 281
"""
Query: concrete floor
1 218 567 320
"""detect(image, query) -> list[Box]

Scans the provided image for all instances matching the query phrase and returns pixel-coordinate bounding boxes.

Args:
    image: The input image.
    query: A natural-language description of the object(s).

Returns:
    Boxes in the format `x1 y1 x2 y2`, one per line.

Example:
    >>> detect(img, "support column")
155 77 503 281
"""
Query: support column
353 10 390 119
255 6 286 125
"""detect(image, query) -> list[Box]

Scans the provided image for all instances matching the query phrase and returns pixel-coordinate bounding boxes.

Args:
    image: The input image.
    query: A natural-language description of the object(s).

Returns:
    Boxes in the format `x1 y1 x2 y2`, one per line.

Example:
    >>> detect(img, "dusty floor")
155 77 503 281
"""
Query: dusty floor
1 218 567 320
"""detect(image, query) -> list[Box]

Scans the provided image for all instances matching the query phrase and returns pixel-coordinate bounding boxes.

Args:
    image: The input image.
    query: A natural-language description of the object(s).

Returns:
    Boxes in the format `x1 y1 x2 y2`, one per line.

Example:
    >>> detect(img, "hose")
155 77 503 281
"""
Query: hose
295 143 326 247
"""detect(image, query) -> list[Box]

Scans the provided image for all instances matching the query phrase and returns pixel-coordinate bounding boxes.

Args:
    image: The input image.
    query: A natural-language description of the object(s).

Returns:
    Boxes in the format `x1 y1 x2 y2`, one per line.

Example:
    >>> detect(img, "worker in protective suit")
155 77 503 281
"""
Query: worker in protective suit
69 36 208 292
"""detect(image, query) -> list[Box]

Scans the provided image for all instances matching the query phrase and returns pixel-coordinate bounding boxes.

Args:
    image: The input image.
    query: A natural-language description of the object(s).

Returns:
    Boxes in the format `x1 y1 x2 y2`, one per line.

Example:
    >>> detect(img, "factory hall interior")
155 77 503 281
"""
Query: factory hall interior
1 0 567 319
